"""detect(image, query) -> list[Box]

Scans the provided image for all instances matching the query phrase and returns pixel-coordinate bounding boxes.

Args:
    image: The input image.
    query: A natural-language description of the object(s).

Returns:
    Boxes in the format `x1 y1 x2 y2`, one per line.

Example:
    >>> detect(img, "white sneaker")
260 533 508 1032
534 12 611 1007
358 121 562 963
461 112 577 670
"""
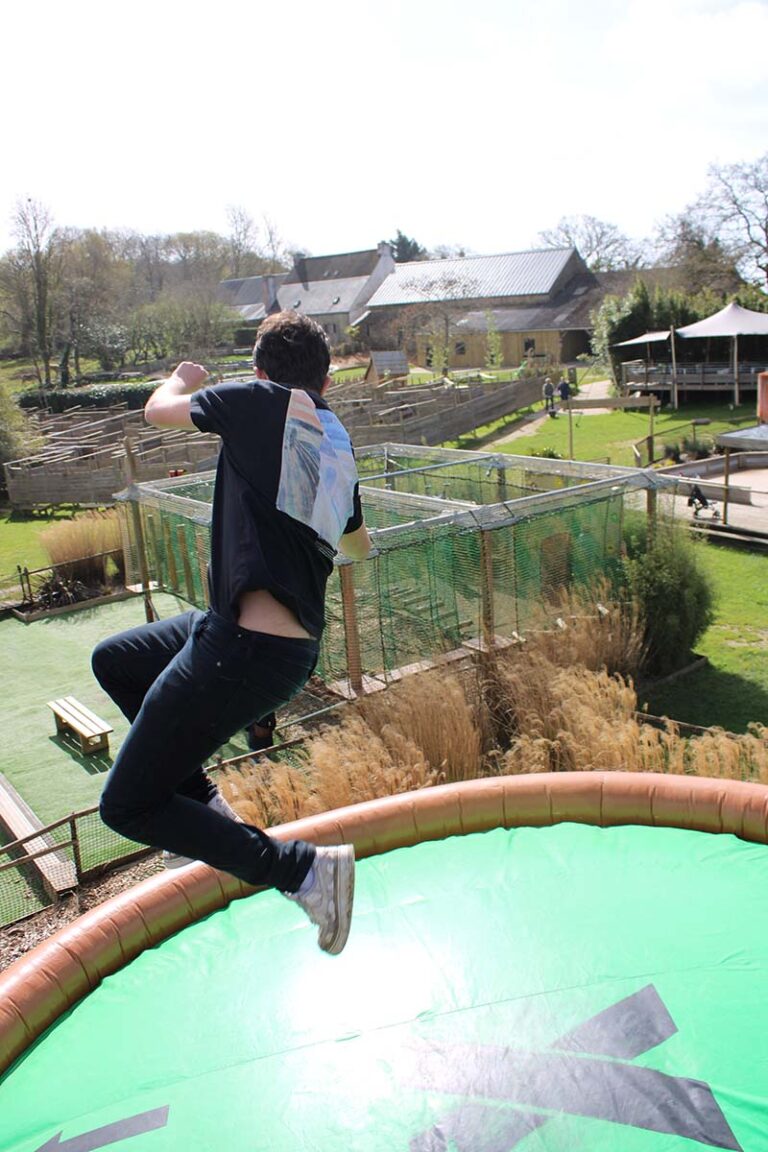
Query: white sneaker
286 845 355 955
162 789 241 870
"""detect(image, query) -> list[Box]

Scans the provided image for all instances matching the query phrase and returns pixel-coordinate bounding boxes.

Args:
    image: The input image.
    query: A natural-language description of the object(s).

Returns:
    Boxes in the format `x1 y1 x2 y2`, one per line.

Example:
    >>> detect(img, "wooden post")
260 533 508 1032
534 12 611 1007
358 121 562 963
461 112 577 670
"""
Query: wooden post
648 397 656 464
194 531 210 607
163 521 178 592
496 463 508 503
480 530 496 651
123 437 157 623
733 334 740 408
146 513 163 590
567 400 574 460
69 813 84 881
670 327 679 410
177 525 196 603
722 448 731 526
646 486 657 547
339 564 364 695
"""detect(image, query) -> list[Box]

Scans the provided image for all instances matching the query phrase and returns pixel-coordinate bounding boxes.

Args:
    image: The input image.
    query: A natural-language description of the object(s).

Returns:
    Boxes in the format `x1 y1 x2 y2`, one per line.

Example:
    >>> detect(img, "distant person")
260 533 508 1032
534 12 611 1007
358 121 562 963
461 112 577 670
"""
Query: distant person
92 312 372 955
543 377 555 413
557 376 571 404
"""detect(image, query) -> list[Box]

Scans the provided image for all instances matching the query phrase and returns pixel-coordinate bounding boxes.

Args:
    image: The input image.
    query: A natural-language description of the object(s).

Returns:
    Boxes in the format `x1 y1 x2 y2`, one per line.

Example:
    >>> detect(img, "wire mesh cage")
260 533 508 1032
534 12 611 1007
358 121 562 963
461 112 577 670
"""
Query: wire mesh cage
116 444 673 704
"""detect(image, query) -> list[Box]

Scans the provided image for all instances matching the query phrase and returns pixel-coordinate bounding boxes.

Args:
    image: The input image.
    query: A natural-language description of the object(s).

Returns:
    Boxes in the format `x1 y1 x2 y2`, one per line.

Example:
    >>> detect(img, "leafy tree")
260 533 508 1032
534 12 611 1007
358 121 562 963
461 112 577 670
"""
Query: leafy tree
0 384 36 479
484 311 503 370
591 279 704 383
388 229 428 263
538 214 644 271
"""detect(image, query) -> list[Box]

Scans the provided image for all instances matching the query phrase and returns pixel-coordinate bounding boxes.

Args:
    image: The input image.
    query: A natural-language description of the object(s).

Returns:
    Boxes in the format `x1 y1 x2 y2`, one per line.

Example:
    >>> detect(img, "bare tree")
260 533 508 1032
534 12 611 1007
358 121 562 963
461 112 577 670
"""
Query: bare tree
651 208 743 295
701 153 768 287
538 215 644 271
261 215 290 273
8 198 62 386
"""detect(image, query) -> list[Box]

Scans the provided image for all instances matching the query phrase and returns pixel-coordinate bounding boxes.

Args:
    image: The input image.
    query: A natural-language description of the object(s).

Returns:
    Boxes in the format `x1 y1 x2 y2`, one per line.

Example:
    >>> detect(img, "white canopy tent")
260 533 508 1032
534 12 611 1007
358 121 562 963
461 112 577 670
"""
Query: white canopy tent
613 331 679 404
614 331 671 347
677 302 768 405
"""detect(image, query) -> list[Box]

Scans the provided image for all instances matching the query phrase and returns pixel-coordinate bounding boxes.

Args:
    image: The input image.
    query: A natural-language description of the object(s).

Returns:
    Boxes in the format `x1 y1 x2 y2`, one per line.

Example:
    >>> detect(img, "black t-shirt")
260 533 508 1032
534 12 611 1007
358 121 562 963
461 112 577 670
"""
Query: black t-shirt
190 378 363 636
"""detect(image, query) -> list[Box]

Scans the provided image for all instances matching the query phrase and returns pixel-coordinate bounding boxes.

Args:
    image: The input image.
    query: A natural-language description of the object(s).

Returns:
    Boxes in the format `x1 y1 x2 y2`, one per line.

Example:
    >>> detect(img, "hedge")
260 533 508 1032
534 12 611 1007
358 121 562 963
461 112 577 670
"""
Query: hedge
18 382 157 412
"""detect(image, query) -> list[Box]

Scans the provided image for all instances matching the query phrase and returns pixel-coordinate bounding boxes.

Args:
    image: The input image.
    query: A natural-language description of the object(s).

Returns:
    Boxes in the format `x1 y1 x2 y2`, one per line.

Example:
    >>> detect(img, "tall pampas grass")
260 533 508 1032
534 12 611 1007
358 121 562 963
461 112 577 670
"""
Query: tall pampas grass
218 595 768 826
38 509 124 585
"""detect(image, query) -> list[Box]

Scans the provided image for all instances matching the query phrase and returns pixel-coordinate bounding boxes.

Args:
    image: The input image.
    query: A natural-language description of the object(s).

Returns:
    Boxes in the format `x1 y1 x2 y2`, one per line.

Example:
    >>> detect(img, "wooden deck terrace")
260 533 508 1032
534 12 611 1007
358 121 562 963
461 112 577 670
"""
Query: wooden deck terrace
623 361 764 395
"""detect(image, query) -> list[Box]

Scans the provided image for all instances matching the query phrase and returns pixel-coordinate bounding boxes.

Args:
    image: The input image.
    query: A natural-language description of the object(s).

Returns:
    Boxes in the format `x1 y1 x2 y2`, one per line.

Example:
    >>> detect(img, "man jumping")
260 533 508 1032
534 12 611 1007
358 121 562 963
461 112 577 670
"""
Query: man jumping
92 312 371 954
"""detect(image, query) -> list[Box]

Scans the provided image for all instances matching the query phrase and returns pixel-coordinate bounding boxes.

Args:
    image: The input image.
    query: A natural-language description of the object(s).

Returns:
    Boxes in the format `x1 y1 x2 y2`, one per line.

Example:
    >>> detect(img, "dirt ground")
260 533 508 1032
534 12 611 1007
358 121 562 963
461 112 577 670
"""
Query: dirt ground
0 854 164 973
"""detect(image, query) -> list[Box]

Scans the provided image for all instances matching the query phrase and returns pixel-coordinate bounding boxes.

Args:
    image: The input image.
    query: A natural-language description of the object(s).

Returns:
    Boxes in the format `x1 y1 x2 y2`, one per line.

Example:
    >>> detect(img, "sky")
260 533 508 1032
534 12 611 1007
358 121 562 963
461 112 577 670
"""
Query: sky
2 0 767 260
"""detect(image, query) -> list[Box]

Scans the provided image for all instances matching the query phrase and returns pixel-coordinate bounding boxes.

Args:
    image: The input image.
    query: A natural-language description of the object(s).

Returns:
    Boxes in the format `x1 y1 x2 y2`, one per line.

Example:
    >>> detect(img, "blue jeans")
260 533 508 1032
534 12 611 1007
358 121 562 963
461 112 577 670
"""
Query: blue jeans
93 609 318 892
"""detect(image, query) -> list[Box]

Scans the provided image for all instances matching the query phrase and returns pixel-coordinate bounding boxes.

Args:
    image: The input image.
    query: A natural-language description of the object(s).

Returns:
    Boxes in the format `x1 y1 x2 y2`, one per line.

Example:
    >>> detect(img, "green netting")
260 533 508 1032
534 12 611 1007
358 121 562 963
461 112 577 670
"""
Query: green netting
117 447 669 697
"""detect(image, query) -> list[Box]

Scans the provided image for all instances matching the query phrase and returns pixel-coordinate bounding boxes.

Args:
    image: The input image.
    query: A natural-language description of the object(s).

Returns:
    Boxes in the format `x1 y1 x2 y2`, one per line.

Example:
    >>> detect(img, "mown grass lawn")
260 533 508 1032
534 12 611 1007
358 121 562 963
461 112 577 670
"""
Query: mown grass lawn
497 401 757 467
0 505 77 588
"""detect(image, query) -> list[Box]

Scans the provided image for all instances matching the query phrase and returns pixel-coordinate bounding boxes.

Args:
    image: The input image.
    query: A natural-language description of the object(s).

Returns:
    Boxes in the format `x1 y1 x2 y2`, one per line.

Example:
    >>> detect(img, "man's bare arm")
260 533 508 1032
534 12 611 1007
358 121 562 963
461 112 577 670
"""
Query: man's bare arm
338 522 372 561
144 361 208 429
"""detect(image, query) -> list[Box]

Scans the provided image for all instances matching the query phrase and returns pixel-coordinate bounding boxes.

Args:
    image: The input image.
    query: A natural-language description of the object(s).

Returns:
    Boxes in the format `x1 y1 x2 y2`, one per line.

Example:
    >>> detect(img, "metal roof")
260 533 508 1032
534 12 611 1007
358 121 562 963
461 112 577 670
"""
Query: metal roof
715 423 768 450
366 248 577 308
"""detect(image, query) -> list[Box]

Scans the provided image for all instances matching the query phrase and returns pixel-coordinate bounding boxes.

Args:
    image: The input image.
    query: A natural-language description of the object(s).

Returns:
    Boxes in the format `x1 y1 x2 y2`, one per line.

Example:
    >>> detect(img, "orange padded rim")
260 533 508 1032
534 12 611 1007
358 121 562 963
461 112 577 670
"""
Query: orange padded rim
2 770 768 1077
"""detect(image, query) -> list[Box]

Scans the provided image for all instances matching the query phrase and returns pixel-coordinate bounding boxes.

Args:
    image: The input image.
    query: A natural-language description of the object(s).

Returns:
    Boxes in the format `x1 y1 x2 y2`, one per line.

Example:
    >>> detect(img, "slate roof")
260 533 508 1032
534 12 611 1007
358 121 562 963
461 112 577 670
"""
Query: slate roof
217 274 287 310
455 271 650 334
276 276 370 317
366 248 580 308
285 249 381 284
220 250 385 320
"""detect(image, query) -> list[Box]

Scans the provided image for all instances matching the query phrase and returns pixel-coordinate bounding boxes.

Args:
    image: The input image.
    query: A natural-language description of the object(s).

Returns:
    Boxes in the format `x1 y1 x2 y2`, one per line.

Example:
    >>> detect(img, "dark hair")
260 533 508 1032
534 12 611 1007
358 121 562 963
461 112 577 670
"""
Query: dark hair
253 311 331 392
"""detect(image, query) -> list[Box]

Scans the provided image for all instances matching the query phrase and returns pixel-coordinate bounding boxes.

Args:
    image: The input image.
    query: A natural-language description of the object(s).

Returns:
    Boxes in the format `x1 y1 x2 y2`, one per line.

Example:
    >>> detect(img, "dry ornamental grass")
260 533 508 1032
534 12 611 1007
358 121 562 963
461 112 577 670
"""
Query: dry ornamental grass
220 584 768 825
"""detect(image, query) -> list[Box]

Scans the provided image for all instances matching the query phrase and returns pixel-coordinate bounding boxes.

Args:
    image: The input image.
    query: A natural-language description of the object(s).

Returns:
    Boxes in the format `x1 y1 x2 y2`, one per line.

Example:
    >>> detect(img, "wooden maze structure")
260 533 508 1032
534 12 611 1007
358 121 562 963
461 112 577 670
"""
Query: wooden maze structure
326 371 543 446
4 407 220 511
5 369 544 510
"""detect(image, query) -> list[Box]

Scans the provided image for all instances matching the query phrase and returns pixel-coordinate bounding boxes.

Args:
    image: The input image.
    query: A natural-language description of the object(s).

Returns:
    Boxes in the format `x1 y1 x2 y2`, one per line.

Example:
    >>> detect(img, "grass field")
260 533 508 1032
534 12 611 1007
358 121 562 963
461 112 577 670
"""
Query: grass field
497 401 757 467
641 542 768 732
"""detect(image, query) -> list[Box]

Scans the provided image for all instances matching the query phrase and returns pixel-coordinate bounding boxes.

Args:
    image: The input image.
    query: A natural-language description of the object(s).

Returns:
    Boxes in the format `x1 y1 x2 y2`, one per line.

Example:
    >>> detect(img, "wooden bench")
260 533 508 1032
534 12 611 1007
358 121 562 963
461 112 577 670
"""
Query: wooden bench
48 696 113 755
0 773 77 898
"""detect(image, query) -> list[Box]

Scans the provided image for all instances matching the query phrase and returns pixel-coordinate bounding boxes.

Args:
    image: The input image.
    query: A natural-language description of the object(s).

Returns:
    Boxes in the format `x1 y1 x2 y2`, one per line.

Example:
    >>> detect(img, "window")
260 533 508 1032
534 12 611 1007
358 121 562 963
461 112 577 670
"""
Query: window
524 338 536 353
454 341 466 356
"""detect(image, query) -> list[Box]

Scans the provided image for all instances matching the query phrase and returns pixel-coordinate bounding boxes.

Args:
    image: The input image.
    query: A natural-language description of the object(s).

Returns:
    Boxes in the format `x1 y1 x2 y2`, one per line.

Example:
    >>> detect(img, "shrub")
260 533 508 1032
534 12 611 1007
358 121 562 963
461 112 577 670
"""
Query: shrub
621 526 715 676
18 382 156 412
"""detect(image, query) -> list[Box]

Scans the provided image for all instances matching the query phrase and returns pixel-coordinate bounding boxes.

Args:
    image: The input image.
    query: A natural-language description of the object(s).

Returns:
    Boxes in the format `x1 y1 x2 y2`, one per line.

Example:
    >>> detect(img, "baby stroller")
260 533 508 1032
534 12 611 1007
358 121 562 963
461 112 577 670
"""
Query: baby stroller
687 483 720 521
